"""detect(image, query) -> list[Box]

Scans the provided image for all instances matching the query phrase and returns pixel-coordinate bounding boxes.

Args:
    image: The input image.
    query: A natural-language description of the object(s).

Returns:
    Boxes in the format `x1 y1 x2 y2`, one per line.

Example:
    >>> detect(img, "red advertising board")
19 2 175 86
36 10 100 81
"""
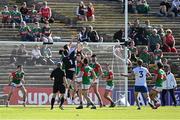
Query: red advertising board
3 86 111 105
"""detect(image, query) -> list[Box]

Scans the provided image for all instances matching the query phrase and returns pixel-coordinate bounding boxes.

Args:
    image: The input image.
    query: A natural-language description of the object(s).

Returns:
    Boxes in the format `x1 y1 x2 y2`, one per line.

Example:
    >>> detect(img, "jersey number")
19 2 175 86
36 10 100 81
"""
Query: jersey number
139 71 143 78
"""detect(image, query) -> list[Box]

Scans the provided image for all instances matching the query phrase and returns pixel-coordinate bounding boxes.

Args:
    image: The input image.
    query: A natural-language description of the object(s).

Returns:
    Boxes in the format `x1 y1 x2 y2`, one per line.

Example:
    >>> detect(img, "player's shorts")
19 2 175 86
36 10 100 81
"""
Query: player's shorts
93 78 99 84
53 84 66 94
152 86 163 92
81 84 90 90
105 85 114 91
75 77 82 82
10 82 23 88
134 86 148 93
65 70 75 81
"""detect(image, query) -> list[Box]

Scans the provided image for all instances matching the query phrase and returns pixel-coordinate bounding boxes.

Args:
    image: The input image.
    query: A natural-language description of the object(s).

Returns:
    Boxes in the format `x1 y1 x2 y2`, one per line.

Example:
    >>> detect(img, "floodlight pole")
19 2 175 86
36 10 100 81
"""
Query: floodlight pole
124 0 128 107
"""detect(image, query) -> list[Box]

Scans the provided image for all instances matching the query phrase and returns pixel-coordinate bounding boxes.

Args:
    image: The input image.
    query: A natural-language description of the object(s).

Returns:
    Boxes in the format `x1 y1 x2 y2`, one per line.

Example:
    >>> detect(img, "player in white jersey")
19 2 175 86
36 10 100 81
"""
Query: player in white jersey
121 59 155 110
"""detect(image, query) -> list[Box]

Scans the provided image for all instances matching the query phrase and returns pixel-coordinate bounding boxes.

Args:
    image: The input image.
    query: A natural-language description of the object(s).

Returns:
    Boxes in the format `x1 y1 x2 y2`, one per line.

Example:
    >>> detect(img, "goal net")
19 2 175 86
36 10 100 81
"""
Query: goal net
0 42 129 106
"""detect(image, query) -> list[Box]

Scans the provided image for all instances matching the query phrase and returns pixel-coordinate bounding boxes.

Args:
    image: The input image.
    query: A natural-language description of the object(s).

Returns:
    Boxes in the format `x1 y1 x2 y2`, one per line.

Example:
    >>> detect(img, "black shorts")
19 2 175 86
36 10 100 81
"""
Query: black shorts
53 84 65 94
65 70 75 80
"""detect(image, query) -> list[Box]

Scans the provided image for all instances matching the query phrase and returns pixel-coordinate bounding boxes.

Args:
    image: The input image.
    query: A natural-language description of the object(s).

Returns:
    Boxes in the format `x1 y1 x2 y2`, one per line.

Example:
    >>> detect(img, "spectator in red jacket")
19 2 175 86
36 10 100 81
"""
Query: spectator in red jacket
86 2 95 21
40 1 54 23
163 29 177 52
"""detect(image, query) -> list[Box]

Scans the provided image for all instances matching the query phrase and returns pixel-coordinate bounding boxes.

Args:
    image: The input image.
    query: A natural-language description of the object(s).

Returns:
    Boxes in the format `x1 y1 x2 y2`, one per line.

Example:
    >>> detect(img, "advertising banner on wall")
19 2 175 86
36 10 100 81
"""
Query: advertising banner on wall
3 86 180 106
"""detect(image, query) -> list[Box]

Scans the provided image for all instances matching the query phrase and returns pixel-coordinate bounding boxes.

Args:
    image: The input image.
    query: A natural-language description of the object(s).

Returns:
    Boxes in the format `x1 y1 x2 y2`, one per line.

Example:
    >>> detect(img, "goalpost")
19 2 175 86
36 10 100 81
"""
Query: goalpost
0 41 129 106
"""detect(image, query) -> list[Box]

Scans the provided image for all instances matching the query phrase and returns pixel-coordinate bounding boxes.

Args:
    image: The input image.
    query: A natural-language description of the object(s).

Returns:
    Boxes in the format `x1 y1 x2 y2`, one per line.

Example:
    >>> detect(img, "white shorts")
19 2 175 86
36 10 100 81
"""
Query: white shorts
105 85 114 91
10 82 23 88
152 86 163 92
92 78 99 84
81 84 90 90
75 77 82 82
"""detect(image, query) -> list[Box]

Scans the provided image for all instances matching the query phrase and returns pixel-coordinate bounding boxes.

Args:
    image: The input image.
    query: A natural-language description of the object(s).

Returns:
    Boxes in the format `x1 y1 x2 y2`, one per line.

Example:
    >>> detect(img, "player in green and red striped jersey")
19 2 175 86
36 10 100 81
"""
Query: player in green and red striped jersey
149 62 166 109
102 63 115 107
76 58 96 109
6 65 27 107
74 53 84 106
89 54 103 107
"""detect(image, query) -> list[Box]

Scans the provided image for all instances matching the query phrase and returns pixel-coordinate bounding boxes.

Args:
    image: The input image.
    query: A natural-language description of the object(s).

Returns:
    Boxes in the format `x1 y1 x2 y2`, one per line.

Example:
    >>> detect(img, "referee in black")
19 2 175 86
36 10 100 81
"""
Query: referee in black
50 62 67 110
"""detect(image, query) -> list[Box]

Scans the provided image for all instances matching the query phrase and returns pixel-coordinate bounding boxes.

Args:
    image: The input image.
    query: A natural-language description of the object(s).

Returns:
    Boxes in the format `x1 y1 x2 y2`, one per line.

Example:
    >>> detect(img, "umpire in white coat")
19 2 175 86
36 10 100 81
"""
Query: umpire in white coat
162 65 177 106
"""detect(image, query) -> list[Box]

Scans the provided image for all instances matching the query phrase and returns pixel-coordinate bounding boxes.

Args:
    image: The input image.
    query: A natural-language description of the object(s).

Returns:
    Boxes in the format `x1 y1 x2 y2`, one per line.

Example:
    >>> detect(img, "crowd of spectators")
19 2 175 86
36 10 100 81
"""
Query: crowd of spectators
1 1 54 42
111 17 179 66
122 0 150 14
10 44 55 66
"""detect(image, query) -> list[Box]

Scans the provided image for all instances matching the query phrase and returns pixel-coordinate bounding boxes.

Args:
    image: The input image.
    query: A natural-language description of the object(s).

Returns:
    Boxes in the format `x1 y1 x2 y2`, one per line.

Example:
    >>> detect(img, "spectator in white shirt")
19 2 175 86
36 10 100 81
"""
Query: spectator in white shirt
162 65 177 106
169 0 180 17
31 45 46 65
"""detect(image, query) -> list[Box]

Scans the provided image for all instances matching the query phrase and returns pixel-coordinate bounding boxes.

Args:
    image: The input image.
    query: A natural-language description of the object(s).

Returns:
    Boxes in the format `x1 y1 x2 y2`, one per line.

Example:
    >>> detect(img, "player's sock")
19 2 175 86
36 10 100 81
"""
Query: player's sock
67 89 70 98
60 97 65 107
109 102 115 107
23 100 26 107
80 101 83 106
51 98 55 109
6 101 10 107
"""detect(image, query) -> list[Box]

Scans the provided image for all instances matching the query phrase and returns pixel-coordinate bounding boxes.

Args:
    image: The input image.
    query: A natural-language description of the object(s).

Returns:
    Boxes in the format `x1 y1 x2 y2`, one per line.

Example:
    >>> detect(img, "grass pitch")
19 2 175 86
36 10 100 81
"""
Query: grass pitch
0 105 180 120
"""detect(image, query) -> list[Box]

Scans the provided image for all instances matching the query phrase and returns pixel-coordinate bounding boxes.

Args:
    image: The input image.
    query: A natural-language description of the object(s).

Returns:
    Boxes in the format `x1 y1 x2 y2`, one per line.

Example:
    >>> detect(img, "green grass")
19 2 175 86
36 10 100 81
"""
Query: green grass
0 106 180 120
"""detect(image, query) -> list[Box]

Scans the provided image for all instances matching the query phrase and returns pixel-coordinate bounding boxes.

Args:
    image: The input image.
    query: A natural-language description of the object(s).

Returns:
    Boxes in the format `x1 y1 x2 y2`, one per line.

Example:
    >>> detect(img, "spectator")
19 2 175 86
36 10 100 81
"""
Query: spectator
40 44 54 65
76 1 87 21
86 2 95 21
123 0 136 13
113 29 123 42
87 25 101 42
162 65 177 106
78 27 89 42
163 29 177 52
20 2 30 23
157 27 166 41
17 44 28 65
159 0 171 16
1 6 11 28
129 18 140 38
169 0 180 17
144 20 153 36
162 58 169 66
136 0 150 14
41 21 53 43
10 5 22 28
153 43 163 64
29 4 39 23
31 45 46 65
32 22 42 42
40 1 54 23
139 46 151 66
134 30 148 45
19 21 33 41
128 40 138 62
9 45 18 65
148 29 162 52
